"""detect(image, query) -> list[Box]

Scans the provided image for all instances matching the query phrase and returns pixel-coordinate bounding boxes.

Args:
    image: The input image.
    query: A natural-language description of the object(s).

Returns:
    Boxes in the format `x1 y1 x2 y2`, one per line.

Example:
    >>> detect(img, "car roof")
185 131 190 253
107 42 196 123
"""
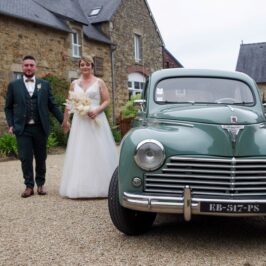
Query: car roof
151 68 255 84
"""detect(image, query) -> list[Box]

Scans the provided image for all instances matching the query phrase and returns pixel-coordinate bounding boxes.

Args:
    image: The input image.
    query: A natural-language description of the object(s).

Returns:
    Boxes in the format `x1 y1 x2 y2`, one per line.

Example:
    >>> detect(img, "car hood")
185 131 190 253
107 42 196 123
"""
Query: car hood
126 121 266 158
151 105 264 124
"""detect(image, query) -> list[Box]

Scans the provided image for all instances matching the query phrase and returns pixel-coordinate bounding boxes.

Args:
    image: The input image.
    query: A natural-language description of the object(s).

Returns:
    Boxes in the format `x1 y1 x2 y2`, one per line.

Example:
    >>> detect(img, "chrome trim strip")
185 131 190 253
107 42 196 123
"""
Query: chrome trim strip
169 156 266 163
147 118 194 128
122 192 266 216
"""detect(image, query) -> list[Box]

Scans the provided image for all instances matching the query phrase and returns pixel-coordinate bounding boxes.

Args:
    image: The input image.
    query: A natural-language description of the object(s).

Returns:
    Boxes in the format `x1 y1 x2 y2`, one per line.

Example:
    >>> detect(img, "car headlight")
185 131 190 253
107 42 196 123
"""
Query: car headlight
134 139 165 171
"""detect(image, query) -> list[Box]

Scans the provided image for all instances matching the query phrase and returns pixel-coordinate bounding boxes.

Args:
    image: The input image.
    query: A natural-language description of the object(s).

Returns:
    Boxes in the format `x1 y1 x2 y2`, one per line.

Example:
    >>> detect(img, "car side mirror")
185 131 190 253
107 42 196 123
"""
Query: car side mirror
133 99 146 112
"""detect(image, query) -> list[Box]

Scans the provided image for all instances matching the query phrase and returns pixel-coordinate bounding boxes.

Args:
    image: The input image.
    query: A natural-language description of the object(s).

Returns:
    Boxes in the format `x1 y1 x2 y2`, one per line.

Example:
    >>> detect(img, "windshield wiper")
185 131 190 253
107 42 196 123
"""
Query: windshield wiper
215 101 254 105
157 100 196 104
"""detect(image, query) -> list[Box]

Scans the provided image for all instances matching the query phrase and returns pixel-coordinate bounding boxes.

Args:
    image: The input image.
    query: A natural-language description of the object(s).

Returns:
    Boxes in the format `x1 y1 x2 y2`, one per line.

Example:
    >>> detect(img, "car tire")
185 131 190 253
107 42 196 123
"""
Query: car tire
108 168 156 235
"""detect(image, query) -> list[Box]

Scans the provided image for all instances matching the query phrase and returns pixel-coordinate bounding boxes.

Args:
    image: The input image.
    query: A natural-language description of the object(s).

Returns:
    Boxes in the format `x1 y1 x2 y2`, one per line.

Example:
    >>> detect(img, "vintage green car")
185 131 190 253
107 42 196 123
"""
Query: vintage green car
108 68 266 235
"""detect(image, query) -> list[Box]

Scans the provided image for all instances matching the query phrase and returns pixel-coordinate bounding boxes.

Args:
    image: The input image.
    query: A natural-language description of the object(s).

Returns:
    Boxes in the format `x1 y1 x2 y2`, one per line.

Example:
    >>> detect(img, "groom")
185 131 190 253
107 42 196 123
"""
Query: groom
5 55 69 198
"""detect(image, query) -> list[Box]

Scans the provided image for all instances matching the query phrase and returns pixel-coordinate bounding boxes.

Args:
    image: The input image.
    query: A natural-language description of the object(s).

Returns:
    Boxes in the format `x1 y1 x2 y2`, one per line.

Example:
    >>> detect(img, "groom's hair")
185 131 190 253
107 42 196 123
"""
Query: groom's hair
22 55 36 62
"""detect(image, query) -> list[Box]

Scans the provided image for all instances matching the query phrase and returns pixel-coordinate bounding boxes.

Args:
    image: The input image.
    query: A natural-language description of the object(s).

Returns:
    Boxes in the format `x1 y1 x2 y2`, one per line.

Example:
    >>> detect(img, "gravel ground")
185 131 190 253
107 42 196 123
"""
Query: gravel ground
1 153 266 266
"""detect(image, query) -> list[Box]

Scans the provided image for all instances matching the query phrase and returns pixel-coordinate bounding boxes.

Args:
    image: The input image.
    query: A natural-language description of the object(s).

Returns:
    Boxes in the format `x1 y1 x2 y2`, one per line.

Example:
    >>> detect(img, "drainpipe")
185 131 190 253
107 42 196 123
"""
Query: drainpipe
110 43 117 125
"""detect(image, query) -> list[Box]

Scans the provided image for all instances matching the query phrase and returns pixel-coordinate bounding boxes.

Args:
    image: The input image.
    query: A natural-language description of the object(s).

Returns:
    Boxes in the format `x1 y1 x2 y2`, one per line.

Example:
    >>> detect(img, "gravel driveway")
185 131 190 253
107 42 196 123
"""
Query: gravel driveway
1 153 266 266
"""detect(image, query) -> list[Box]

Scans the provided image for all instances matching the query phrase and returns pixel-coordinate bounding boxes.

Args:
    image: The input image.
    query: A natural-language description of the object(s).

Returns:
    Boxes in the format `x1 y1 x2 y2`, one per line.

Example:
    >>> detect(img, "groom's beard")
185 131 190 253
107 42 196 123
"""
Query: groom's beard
24 74 35 78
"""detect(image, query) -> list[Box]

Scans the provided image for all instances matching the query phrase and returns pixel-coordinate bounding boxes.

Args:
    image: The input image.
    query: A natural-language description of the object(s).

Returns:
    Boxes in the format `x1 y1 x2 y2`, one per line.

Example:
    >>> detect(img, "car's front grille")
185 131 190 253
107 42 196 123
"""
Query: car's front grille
144 157 266 198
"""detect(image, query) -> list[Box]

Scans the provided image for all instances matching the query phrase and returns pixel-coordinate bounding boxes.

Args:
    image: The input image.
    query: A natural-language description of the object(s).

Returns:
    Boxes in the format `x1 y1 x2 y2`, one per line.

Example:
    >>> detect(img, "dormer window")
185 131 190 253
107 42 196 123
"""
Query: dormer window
89 7 102 16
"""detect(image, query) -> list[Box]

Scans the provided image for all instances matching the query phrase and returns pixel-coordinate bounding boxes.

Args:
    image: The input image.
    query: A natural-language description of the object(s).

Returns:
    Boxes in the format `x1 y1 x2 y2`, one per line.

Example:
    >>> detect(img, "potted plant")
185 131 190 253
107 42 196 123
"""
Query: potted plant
120 94 141 136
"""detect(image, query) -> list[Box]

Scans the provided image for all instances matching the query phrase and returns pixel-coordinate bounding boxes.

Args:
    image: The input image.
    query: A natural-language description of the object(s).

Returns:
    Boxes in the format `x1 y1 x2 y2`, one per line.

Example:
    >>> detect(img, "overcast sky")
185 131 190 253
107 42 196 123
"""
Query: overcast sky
146 0 266 71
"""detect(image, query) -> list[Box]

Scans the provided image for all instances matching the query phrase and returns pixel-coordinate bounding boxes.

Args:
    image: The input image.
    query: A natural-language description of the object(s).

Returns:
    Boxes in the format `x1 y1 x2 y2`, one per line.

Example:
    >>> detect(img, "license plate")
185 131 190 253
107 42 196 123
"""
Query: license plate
200 202 266 213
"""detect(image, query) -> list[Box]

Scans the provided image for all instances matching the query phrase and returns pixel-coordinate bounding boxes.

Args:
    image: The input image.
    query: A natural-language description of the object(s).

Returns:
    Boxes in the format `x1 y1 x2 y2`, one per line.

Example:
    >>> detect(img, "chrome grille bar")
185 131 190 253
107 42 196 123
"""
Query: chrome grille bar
144 156 266 198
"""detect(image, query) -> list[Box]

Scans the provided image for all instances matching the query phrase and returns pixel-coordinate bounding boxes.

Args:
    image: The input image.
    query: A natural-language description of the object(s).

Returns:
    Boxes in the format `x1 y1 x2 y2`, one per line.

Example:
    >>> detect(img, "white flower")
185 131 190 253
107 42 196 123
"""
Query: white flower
64 91 100 126
37 83 42 90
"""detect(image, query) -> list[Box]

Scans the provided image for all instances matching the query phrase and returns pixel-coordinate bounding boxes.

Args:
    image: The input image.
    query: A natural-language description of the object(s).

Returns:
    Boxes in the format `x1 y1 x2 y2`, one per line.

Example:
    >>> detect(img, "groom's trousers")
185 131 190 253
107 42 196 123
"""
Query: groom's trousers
16 124 48 188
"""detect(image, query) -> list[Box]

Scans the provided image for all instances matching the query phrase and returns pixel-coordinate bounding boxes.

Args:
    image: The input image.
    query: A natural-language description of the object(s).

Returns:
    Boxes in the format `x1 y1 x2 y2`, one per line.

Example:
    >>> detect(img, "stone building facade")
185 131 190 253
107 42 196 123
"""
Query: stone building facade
0 0 180 134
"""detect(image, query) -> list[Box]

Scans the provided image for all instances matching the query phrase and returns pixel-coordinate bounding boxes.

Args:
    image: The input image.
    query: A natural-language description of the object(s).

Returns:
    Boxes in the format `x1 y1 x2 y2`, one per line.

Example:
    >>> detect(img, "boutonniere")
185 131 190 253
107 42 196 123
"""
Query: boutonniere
37 83 42 91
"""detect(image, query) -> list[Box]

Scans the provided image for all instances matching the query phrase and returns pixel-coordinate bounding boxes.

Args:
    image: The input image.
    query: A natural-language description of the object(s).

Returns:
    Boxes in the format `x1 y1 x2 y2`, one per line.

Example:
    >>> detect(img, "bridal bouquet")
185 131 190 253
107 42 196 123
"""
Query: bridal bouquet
64 91 100 125
64 91 91 116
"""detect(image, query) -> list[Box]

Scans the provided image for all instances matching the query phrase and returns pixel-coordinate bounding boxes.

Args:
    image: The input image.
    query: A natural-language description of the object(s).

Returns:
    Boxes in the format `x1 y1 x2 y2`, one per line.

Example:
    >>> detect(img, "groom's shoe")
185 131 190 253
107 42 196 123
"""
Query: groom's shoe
37 186 47 195
21 187 34 198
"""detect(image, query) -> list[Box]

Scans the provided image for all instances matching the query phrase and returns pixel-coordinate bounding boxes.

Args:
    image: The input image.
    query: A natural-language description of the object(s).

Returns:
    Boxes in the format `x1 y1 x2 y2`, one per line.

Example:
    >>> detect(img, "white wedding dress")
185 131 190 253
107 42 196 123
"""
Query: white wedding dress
59 79 118 198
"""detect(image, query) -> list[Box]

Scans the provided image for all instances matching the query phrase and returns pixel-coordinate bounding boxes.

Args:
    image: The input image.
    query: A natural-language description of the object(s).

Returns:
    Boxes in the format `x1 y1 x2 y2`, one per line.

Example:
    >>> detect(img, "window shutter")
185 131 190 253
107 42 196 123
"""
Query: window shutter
94 56 104 77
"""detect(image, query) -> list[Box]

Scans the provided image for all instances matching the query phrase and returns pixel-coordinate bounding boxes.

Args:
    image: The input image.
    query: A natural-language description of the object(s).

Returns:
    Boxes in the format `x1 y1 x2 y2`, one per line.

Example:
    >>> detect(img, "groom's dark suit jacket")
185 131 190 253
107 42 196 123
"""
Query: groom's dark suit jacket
5 78 63 136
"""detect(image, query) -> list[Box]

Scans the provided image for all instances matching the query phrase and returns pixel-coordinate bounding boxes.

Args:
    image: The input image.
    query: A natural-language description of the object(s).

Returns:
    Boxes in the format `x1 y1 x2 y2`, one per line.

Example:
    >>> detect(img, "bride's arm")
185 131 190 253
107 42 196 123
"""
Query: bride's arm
88 79 110 119
98 79 110 112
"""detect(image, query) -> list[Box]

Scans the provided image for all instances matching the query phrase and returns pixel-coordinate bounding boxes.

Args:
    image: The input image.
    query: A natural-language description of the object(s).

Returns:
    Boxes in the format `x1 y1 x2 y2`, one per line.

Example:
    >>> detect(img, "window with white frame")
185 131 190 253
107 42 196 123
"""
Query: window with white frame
72 31 81 58
13 72 23 80
128 72 145 99
134 34 142 63
12 72 23 80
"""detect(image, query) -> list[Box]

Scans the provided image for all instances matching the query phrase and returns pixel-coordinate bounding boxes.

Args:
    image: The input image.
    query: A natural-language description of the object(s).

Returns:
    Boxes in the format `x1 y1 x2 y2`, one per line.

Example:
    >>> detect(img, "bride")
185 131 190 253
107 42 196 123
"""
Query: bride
60 55 118 198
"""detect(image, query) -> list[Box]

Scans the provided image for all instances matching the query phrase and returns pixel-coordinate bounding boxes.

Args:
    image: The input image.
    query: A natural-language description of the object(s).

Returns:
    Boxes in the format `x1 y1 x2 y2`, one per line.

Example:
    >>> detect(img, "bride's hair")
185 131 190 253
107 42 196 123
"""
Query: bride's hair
79 55 94 68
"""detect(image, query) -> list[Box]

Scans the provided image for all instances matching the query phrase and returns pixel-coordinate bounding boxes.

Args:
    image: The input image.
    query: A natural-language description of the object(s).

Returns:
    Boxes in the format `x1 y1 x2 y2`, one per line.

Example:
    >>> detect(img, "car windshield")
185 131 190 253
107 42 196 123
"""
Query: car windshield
154 77 255 105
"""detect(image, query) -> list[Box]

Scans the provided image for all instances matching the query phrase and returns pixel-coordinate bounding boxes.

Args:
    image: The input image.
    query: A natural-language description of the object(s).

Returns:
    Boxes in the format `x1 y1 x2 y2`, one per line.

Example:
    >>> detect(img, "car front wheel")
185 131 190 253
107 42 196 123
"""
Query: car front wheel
108 168 156 235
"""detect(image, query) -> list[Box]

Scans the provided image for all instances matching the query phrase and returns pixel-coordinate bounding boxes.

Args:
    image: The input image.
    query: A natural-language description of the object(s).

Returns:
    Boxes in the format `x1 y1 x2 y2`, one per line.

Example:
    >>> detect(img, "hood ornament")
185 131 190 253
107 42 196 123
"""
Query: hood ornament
222 116 245 154
222 124 244 143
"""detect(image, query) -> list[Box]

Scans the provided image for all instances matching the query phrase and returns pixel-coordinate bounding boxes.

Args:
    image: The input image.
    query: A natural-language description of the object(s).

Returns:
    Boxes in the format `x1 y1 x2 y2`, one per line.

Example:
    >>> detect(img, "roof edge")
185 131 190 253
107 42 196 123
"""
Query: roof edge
0 11 71 33
144 0 165 47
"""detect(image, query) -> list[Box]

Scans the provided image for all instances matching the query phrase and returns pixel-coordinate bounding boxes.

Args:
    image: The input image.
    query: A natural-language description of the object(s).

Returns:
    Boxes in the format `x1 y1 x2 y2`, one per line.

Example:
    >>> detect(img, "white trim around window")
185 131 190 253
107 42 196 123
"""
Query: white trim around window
134 34 142 63
72 31 81 58
128 72 145 99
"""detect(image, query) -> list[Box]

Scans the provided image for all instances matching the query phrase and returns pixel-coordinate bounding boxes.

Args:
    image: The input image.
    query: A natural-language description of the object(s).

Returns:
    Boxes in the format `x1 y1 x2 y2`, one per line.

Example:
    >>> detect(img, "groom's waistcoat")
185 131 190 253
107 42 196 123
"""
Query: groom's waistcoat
25 90 41 124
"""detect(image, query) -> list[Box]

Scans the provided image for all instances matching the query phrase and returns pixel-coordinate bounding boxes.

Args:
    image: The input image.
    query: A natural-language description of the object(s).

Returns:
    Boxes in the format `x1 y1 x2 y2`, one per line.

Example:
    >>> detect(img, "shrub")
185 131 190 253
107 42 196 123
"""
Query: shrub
47 133 59 151
43 74 69 146
0 133 61 158
121 94 141 119
42 73 69 99
0 133 18 157
111 126 122 143
119 95 142 137
105 106 122 144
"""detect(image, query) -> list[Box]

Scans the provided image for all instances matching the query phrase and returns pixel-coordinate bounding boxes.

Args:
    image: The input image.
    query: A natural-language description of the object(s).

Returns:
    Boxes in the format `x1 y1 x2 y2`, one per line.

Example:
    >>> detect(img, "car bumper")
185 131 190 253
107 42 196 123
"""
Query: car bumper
122 187 266 221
